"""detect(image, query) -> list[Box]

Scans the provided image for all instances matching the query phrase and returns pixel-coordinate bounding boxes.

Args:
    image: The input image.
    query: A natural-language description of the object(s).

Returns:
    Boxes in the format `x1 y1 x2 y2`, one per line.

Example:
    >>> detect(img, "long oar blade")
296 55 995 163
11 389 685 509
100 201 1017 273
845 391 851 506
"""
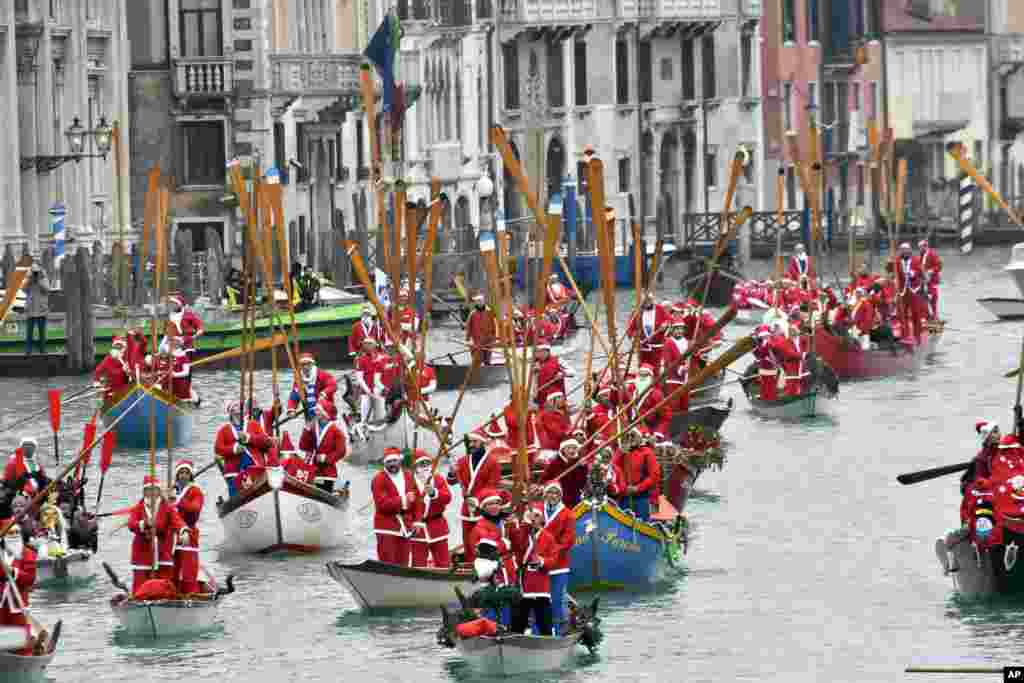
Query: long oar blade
192 332 289 368
47 390 61 434
896 461 971 486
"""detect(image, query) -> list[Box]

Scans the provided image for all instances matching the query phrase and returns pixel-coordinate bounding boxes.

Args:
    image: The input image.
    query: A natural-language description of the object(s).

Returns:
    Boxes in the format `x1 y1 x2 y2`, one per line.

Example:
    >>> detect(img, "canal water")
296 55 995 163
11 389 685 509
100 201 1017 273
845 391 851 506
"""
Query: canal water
4 245 1021 682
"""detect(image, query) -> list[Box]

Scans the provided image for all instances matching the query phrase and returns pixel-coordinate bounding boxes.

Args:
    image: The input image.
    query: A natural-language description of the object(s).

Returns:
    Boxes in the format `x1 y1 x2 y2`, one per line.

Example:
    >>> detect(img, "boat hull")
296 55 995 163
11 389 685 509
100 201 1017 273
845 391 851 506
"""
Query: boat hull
218 470 348 553
0 649 55 682
938 530 1024 599
690 368 725 407
569 500 668 591
112 598 220 638
747 391 828 419
431 360 509 391
34 552 93 587
101 386 194 450
455 633 582 676
813 325 940 380
668 400 732 436
977 297 1024 321
326 560 476 611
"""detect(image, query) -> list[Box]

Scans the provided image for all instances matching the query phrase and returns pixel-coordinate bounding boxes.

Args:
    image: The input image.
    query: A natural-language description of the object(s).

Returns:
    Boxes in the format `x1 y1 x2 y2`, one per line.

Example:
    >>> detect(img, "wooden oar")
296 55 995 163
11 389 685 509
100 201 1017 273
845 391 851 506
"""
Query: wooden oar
905 666 1003 674
191 332 289 368
0 254 33 325
896 461 971 486
47 390 61 465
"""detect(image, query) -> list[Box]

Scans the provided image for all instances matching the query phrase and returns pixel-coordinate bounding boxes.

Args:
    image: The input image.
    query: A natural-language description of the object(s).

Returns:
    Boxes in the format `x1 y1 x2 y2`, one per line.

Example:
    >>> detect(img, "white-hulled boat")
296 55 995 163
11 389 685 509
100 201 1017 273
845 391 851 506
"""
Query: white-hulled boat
454 632 584 676
4 535 93 588
326 559 476 611
748 390 830 419
0 618 60 681
1005 243 1024 294
977 297 1024 321
217 466 349 553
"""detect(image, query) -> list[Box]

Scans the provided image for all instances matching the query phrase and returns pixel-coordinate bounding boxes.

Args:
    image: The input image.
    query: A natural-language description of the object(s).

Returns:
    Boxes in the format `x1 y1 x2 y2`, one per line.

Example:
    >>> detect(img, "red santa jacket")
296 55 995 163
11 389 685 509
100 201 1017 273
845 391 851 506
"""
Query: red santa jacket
214 420 274 480
586 405 618 453
470 517 517 586
546 281 570 307
298 420 346 485
449 451 502 522
281 453 316 483
891 255 924 294
540 502 575 575
124 331 148 372
371 469 416 537
661 337 690 386
409 364 437 405
2 451 46 496
589 460 627 498
541 455 589 509
166 309 204 350
128 499 184 571
510 525 559 598
377 353 403 393
533 356 567 407
785 254 816 283
353 352 383 396
94 354 133 397
288 369 338 413
920 248 942 285
169 350 191 400
466 308 497 349
536 408 570 451
628 305 671 352
0 546 36 619
613 446 661 502
771 334 803 380
348 319 388 355
410 473 451 543
851 298 876 335
175 483 204 528
626 383 670 437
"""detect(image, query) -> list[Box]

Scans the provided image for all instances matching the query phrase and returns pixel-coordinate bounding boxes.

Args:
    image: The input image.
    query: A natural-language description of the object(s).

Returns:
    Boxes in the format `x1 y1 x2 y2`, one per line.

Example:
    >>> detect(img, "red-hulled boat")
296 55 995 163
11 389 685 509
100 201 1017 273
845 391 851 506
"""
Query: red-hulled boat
813 320 944 380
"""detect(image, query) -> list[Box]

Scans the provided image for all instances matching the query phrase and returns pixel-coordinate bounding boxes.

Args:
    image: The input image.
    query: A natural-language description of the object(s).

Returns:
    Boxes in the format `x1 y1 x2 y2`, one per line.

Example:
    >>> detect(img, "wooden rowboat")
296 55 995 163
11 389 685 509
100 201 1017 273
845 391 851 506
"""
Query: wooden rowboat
430 358 509 391
217 466 349 554
658 447 725 514
34 551 92 587
667 399 732 435
747 390 828 419
454 631 584 676
813 322 943 380
935 528 1024 599
101 385 194 450
0 619 60 682
326 559 476 611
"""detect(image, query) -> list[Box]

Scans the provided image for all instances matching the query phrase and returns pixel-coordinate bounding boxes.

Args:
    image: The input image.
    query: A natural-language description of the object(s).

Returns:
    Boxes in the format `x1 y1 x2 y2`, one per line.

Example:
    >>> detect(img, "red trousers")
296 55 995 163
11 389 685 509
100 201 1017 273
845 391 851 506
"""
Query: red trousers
900 293 926 342
462 521 479 563
665 383 689 413
759 371 778 401
174 529 201 594
927 286 939 320
411 540 451 569
376 534 410 566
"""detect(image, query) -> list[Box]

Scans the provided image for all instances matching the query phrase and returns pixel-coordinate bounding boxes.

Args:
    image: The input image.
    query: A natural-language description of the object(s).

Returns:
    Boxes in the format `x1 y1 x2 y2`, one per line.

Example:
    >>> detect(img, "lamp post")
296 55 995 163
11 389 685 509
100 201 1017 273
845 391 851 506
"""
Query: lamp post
22 116 114 173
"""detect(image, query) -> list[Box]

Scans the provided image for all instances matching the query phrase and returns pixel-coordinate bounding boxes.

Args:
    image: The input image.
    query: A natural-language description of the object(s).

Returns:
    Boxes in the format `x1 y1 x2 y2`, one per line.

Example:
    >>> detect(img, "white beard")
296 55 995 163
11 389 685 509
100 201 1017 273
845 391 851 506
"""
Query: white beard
302 369 316 383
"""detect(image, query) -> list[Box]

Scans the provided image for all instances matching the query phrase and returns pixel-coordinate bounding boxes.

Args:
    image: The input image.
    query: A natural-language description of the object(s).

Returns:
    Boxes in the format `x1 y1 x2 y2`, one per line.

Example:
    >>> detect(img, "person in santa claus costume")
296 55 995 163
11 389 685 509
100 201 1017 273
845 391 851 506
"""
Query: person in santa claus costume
172 460 204 594
164 335 196 403
751 326 779 401
539 439 588 509
890 242 927 344
465 293 498 366
627 293 671 373
128 476 184 594
536 481 574 635
446 432 502 564
160 294 204 355
546 273 571 310
660 318 691 413
849 288 876 350
93 336 133 400
347 304 388 356
2 438 49 498
469 489 517 625
371 448 416 566
917 239 942 319
507 504 558 636
287 353 338 421
298 399 347 493
532 343 573 407
214 401 273 497
352 337 388 430
0 526 39 654
785 243 816 290
612 428 661 520
991 433 1024 484
536 392 570 454
626 365 670 438
769 322 805 397
962 420 1002 489
276 432 313 482
409 451 452 569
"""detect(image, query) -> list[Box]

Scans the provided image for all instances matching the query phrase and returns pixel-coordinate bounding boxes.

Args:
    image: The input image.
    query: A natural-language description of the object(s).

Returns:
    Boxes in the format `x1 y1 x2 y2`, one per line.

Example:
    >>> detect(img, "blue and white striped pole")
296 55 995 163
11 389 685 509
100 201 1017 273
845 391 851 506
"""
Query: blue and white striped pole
50 203 66 269
959 172 977 254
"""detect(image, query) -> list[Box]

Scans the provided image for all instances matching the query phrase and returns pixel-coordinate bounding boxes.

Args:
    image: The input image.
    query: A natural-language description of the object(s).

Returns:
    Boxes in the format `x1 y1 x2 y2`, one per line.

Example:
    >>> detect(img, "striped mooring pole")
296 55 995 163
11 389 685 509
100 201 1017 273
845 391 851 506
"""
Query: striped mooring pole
959 172 977 254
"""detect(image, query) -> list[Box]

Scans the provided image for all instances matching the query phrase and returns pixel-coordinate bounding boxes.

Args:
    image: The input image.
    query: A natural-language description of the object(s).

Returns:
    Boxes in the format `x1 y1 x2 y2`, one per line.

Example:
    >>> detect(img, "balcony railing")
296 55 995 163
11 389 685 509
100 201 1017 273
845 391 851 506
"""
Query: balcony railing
618 0 720 20
503 0 602 22
174 58 234 97
269 53 361 96
999 35 1024 65
742 0 761 15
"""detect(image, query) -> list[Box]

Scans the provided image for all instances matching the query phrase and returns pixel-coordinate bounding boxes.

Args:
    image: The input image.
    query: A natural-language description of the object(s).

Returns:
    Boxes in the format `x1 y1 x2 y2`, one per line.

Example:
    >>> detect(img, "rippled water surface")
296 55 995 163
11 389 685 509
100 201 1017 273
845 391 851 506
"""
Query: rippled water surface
5 245 1023 682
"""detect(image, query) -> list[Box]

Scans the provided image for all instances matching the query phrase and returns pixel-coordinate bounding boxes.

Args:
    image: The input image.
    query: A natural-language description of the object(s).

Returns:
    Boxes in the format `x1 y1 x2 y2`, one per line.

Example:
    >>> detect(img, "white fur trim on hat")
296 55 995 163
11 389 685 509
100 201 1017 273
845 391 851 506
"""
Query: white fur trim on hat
382 451 403 463
559 439 580 452
19 437 37 448
174 461 195 476
543 481 562 494
466 431 488 443
546 392 564 402
537 343 552 350
479 492 502 506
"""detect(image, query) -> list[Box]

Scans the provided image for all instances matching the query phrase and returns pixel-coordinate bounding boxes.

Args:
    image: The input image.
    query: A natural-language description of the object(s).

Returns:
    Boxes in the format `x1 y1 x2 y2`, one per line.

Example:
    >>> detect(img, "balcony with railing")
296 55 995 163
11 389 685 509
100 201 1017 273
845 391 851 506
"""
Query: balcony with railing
618 0 721 21
269 53 361 96
999 34 1024 66
742 0 760 15
174 58 235 97
502 0 604 23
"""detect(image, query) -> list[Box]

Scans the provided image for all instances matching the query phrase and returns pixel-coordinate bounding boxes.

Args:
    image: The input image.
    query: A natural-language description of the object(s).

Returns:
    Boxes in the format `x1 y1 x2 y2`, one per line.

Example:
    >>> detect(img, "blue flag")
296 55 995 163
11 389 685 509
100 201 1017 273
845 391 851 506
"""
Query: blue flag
364 15 401 112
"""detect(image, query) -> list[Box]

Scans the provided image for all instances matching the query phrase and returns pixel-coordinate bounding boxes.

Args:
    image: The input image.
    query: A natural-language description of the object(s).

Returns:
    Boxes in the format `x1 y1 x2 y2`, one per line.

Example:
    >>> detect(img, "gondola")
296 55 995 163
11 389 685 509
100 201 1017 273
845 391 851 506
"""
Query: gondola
689 367 726 408
738 358 838 420
667 399 732 434
813 321 943 380
0 618 60 681
657 443 726 514
100 385 194 450
217 466 349 554
452 631 585 676
935 528 1024 599
679 252 744 308
430 356 510 391
326 559 476 611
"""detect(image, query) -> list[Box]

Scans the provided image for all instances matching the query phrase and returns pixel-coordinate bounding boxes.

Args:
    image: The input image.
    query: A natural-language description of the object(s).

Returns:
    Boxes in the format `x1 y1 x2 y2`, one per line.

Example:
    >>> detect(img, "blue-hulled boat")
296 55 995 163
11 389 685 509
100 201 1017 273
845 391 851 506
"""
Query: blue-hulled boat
569 499 678 591
101 385 194 450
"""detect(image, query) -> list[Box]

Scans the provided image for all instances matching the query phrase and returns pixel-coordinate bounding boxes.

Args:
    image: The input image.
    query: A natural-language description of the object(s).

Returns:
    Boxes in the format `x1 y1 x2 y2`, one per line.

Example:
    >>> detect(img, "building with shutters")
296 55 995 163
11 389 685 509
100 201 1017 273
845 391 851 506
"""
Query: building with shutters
0 0 131 256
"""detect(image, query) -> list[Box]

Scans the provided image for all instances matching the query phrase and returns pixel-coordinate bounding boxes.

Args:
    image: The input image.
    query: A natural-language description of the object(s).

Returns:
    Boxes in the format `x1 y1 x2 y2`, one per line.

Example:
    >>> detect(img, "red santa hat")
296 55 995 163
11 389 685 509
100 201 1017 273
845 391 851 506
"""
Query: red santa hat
536 340 552 351
498 489 513 509
543 481 562 496
976 419 997 436
316 399 336 420
299 352 316 364
112 336 127 348
1000 434 1020 449
477 489 503 507
279 432 297 455
483 420 506 438
638 364 655 377
899 242 911 251
596 385 613 398
466 430 488 444
173 460 195 477
168 294 184 308
546 391 564 403
918 239 929 249
382 447 403 464
559 439 581 453
972 478 993 496
143 475 161 490
413 450 432 466
670 316 687 329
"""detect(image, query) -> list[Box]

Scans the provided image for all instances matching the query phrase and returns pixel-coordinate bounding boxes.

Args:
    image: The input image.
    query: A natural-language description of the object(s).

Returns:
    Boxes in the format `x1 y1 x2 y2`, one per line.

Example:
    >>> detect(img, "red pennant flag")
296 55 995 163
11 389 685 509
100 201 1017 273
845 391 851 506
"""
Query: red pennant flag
75 415 98 480
100 430 116 474
47 389 61 434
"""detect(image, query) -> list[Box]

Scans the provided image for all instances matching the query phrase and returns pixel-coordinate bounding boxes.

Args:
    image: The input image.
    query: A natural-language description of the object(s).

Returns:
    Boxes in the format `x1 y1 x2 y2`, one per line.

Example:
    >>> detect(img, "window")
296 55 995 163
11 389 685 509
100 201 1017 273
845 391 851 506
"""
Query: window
298 215 307 256
577 160 588 196
618 158 631 193
741 32 752 97
615 40 629 105
296 123 311 183
701 35 716 99
807 0 819 43
574 42 588 106
786 166 797 209
638 41 653 103
356 118 365 172
809 81 818 114
180 121 225 186
682 39 695 100
547 40 564 108
852 82 861 111
180 0 222 58
504 43 520 109
660 58 672 81
869 81 878 119
742 147 755 184
783 82 793 130
782 0 796 44
856 164 865 207
273 121 290 185
906 0 930 21
705 147 718 189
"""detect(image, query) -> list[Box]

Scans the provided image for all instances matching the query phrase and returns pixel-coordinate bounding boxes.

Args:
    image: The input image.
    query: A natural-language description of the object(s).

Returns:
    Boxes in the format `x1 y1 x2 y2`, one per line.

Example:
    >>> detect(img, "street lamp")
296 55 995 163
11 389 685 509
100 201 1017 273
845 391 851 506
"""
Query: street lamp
21 116 114 173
